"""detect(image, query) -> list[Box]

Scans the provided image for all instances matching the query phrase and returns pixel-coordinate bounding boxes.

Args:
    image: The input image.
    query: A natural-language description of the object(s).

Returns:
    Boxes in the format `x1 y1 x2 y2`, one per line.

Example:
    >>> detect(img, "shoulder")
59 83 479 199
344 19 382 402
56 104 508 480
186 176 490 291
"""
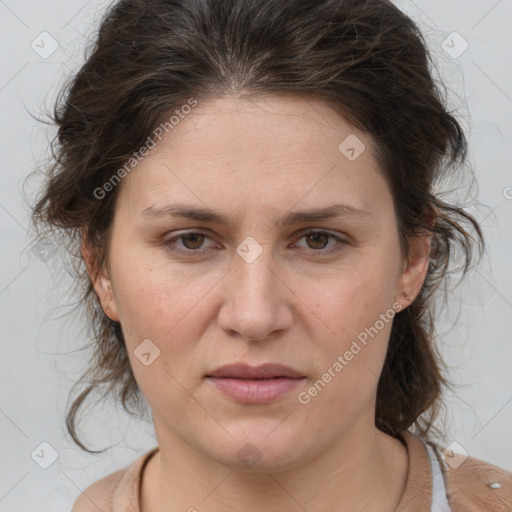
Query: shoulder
439 451 512 512
70 447 159 512
70 467 126 512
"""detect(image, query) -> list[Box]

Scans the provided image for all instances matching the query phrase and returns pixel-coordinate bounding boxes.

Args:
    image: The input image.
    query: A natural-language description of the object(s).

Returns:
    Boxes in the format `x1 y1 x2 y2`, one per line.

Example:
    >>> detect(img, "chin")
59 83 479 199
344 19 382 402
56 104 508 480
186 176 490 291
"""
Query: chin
202 422 313 472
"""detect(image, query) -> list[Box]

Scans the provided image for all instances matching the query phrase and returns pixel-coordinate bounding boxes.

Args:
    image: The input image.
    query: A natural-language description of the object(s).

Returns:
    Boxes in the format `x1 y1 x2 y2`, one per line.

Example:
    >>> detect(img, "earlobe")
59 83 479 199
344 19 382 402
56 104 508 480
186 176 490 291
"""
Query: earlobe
81 235 120 322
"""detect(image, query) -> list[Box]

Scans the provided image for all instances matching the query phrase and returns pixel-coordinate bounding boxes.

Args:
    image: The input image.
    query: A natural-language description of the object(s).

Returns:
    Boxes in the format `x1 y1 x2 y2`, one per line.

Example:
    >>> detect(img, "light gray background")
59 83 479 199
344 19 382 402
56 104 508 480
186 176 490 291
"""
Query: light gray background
1 0 511 510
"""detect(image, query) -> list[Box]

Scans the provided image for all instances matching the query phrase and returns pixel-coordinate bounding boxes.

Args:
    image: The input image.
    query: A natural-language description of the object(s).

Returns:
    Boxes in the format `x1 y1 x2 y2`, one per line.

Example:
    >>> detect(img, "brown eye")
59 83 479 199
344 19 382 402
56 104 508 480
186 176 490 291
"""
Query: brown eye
292 230 347 256
304 232 330 250
162 231 218 255
162 229 346 258
180 233 206 250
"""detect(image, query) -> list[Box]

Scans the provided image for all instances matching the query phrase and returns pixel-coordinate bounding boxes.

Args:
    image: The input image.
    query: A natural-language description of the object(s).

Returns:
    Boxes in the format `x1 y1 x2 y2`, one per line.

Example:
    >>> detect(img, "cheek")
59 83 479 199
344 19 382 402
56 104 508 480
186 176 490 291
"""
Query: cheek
310 249 401 340
110 251 213 344
110 257 208 413
301 245 401 403
108 250 225 402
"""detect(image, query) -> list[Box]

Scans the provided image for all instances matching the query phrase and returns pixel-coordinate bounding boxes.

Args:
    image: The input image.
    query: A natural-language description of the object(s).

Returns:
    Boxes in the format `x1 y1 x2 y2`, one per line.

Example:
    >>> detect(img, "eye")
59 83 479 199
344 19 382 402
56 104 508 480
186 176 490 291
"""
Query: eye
291 229 347 255
160 229 347 257
162 231 219 255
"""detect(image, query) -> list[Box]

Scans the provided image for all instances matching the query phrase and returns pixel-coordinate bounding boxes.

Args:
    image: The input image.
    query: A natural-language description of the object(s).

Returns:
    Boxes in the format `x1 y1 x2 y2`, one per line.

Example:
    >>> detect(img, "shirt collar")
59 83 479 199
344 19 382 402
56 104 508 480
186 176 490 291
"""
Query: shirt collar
396 430 433 511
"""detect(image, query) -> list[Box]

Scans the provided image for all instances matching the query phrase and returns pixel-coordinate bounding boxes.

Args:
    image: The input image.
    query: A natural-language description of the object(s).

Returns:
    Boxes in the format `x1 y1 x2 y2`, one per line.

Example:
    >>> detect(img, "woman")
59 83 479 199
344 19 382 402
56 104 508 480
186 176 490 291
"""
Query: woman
31 0 512 510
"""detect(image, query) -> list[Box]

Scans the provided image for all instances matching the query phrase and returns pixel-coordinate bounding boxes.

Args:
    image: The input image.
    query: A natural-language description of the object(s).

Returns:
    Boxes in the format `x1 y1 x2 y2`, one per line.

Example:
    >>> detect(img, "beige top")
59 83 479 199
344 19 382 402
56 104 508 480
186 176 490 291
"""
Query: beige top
71 430 512 511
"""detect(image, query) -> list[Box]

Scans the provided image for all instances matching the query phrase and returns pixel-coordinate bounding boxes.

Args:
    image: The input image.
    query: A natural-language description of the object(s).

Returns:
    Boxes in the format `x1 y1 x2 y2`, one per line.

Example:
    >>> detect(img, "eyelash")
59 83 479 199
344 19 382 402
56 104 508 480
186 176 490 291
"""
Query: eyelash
161 229 347 257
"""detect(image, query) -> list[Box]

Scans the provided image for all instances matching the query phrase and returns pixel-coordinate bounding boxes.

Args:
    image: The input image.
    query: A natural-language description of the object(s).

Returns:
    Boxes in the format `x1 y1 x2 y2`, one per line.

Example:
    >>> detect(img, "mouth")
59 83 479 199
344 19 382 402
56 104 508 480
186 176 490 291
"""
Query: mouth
206 362 304 379
205 363 306 404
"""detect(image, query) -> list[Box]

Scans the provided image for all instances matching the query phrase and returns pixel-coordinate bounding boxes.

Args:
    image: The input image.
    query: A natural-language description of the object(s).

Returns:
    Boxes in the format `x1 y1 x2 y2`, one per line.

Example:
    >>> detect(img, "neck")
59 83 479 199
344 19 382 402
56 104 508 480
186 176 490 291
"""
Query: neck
141 419 408 512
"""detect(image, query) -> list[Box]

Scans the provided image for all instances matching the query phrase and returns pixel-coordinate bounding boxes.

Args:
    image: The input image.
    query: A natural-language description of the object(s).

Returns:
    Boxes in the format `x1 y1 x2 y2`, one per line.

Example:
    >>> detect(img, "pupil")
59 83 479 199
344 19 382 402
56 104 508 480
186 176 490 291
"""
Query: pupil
183 233 205 249
306 233 328 249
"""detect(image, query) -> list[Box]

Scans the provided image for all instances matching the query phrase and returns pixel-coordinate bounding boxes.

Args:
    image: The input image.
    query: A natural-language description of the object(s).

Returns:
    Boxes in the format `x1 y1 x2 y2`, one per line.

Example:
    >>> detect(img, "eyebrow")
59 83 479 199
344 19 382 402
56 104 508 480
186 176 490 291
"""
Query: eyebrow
141 202 371 228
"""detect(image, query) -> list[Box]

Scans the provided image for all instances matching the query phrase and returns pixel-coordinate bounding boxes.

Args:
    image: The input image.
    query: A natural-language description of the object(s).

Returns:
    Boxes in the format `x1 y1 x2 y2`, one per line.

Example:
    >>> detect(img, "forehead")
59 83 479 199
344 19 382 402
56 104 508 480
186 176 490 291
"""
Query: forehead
153 95 368 162
114 94 390 220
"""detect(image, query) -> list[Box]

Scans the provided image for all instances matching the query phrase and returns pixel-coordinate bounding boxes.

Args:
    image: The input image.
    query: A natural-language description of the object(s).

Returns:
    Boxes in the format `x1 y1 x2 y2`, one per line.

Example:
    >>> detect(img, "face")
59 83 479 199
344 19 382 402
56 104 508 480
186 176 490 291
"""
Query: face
85 95 430 471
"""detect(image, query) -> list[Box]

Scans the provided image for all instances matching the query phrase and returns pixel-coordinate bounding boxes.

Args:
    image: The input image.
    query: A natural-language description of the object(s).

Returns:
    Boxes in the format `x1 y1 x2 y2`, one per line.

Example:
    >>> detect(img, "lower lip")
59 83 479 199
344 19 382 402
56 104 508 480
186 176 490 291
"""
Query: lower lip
206 377 305 404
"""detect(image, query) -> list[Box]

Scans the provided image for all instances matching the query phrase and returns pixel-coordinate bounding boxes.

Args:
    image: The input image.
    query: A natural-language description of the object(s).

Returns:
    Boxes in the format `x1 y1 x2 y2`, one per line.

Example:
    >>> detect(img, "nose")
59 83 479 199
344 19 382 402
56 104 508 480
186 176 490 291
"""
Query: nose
217 246 294 342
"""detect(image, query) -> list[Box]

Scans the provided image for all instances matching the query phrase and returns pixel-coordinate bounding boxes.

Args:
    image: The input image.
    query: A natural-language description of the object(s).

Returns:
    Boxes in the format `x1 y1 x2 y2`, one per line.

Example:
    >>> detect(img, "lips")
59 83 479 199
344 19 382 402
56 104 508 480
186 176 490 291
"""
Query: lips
206 363 304 379
206 363 305 404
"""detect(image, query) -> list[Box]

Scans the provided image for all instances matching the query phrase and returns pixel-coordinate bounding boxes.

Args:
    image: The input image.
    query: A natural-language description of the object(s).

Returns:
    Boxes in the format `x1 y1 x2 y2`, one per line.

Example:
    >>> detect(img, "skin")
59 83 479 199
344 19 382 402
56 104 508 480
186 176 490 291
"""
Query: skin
83 95 431 511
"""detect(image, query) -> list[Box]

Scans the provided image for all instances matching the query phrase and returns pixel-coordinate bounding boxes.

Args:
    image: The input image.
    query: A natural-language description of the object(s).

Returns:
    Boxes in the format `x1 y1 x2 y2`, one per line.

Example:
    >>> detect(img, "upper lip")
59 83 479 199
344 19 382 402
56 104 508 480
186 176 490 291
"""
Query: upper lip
207 363 304 379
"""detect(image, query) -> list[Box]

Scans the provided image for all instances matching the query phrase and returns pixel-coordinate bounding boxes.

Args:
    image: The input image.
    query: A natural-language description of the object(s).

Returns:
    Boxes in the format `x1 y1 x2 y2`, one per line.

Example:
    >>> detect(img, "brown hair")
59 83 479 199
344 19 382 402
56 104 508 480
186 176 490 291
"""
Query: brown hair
30 0 484 453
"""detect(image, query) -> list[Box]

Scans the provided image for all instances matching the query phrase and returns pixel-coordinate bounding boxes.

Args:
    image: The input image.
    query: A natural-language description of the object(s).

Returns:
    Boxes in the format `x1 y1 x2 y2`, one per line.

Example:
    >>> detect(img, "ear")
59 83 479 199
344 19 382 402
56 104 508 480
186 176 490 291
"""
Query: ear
395 205 437 310
395 232 431 310
81 230 120 322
